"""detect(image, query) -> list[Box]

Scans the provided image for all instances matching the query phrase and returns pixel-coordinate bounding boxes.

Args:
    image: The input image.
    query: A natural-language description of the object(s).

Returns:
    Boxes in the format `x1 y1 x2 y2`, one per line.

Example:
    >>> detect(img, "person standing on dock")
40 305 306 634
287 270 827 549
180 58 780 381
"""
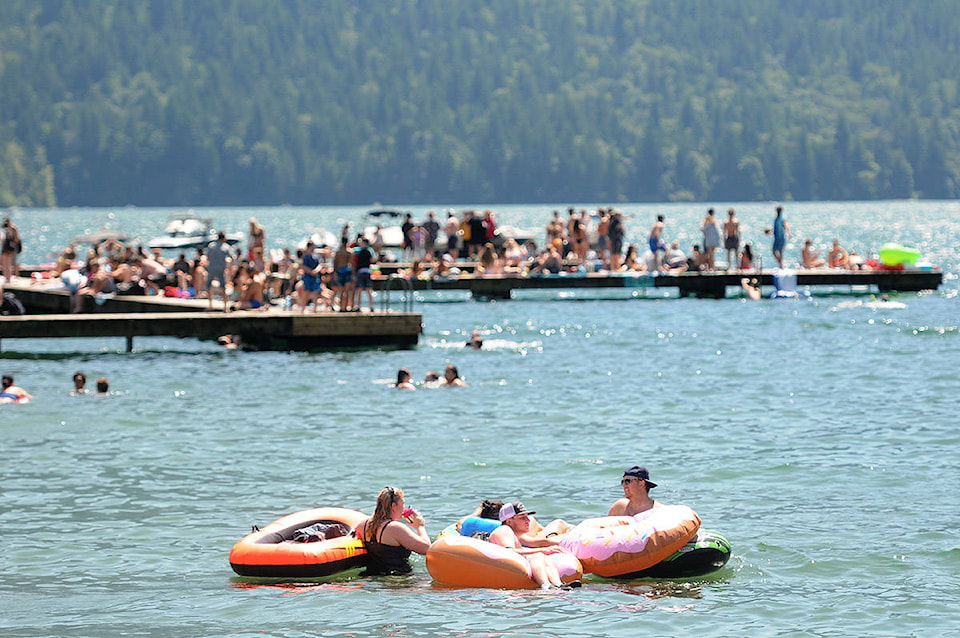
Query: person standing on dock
1 218 22 282
724 209 741 270
205 232 232 311
423 211 440 258
770 206 791 268
701 209 721 270
607 210 624 271
352 236 377 312
648 215 666 270
332 241 354 312
299 240 323 313
247 218 266 261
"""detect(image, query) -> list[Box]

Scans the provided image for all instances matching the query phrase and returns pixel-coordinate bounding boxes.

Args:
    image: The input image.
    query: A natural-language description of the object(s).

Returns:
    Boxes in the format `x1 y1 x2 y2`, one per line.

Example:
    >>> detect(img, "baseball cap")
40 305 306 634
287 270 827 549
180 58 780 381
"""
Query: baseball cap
498 501 536 522
623 465 658 489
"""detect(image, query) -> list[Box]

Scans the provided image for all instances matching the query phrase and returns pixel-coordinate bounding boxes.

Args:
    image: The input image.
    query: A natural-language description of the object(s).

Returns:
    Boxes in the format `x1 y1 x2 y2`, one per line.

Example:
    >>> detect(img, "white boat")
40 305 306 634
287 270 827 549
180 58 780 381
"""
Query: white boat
147 213 243 251
361 208 408 250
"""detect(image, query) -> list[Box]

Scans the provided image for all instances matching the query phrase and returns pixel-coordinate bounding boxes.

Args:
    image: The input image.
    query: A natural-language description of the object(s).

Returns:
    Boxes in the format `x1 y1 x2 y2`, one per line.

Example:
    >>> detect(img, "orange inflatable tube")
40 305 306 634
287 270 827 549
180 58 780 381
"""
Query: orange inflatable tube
427 535 583 589
229 507 368 578
560 505 701 577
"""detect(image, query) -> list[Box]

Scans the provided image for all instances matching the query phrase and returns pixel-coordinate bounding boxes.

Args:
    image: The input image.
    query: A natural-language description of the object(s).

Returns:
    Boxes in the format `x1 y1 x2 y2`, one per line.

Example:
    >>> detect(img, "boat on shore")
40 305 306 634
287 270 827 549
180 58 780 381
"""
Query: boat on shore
147 212 243 252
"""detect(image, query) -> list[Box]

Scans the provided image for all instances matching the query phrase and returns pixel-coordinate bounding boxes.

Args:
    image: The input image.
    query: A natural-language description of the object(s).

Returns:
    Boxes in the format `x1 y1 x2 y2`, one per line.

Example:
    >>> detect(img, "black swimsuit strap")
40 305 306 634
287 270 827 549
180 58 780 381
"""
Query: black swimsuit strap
376 520 395 543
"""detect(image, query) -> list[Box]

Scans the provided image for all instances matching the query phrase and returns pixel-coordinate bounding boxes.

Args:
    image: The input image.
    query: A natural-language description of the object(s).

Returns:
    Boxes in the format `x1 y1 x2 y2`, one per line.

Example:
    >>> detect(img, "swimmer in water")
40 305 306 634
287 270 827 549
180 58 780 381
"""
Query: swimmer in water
442 364 467 387
466 330 483 349
1 374 32 403
395 368 416 390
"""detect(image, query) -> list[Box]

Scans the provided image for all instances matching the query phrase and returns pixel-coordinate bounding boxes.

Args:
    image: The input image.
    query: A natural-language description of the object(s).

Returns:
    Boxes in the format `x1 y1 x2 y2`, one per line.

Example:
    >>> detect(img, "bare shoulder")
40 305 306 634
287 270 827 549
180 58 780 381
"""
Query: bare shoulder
608 498 628 516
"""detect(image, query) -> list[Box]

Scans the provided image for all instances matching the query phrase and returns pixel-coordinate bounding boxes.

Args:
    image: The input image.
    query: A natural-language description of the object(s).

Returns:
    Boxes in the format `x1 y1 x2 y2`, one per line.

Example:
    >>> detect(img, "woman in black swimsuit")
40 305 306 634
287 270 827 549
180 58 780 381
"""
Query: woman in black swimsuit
353 486 430 575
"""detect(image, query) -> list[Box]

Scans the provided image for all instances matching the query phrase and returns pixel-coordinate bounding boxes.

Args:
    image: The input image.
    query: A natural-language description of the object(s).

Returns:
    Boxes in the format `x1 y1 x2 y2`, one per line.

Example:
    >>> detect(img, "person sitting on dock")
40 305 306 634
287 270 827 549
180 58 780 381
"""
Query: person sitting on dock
477 243 504 276
664 241 688 272
623 245 643 271
609 466 662 516
530 245 562 275
828 240 850 269
739 243 755 271
78 261 117 297
237 262 267 310
801 238 825 269
0 374 32 403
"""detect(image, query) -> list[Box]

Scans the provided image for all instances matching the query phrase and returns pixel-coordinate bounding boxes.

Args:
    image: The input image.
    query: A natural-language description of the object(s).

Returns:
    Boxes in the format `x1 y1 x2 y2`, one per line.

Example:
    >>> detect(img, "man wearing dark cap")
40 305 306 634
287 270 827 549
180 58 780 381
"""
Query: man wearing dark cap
608 466 662 516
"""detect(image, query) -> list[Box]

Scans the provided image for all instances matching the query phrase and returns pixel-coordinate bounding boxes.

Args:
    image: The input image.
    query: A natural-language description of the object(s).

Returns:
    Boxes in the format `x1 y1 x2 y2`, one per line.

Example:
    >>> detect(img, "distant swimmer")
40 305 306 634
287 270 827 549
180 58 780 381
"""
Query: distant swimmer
395 368 416 390
442 364 467 387
0 374 32 403
71 371 89 395
466 330 484 349
95 377 110 395
741 277 762 301
608 466 663 516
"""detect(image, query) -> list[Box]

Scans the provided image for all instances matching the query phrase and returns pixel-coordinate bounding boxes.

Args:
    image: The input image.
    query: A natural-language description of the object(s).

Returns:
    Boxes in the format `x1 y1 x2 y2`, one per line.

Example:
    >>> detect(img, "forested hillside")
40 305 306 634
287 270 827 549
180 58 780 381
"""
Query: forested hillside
1 0 958 207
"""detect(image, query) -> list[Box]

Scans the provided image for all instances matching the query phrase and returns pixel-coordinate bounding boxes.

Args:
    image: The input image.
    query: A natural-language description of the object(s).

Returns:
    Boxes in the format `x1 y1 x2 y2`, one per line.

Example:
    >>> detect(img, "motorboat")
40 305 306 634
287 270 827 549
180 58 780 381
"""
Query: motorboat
147 212 243 251
360 208 408 250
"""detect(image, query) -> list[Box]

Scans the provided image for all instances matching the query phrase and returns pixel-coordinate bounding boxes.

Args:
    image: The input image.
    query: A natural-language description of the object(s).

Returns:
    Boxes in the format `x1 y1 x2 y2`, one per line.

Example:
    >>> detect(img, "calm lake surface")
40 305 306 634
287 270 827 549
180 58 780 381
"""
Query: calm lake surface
3 202 959 636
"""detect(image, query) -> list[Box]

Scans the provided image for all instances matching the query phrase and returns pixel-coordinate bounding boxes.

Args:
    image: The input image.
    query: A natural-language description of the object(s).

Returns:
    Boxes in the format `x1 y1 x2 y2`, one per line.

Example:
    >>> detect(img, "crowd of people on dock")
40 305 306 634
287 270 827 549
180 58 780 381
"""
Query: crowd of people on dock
3 204 872 314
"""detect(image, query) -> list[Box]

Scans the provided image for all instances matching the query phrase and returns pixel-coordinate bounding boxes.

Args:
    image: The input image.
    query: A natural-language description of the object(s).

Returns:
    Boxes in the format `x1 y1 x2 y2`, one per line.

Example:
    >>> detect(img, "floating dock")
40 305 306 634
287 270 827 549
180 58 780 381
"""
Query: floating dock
0 282 422 352
378 268 943 299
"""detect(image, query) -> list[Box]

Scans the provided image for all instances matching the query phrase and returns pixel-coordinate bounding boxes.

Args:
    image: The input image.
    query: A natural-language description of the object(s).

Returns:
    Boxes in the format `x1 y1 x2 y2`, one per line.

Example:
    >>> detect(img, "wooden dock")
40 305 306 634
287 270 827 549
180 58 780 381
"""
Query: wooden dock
377 268 943 299
0 282 422 352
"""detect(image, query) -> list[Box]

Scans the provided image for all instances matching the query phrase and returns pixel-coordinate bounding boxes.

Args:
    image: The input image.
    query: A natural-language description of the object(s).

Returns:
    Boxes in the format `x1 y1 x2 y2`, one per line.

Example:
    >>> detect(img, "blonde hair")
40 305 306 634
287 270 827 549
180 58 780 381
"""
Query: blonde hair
364 486 403 542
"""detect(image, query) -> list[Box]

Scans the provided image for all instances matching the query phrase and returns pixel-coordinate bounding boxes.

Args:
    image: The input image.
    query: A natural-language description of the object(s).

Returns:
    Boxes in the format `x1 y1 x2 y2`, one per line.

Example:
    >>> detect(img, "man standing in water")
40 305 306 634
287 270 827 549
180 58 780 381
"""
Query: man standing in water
609 466 663 516
770 206 790 268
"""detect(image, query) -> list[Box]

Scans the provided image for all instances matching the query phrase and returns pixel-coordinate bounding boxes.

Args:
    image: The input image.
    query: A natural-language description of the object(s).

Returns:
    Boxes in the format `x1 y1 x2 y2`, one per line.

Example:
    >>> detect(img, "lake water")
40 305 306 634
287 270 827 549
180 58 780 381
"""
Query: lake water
2 202 959 636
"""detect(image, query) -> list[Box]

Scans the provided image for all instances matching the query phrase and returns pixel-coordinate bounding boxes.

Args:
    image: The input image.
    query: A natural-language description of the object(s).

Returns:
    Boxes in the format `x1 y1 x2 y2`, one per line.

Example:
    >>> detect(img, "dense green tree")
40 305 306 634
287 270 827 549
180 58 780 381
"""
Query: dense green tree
1 0 959 207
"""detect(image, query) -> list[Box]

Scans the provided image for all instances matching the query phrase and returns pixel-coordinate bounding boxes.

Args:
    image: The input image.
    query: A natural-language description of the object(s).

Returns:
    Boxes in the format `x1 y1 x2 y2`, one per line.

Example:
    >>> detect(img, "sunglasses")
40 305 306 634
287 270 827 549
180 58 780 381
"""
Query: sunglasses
621 478 643 485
